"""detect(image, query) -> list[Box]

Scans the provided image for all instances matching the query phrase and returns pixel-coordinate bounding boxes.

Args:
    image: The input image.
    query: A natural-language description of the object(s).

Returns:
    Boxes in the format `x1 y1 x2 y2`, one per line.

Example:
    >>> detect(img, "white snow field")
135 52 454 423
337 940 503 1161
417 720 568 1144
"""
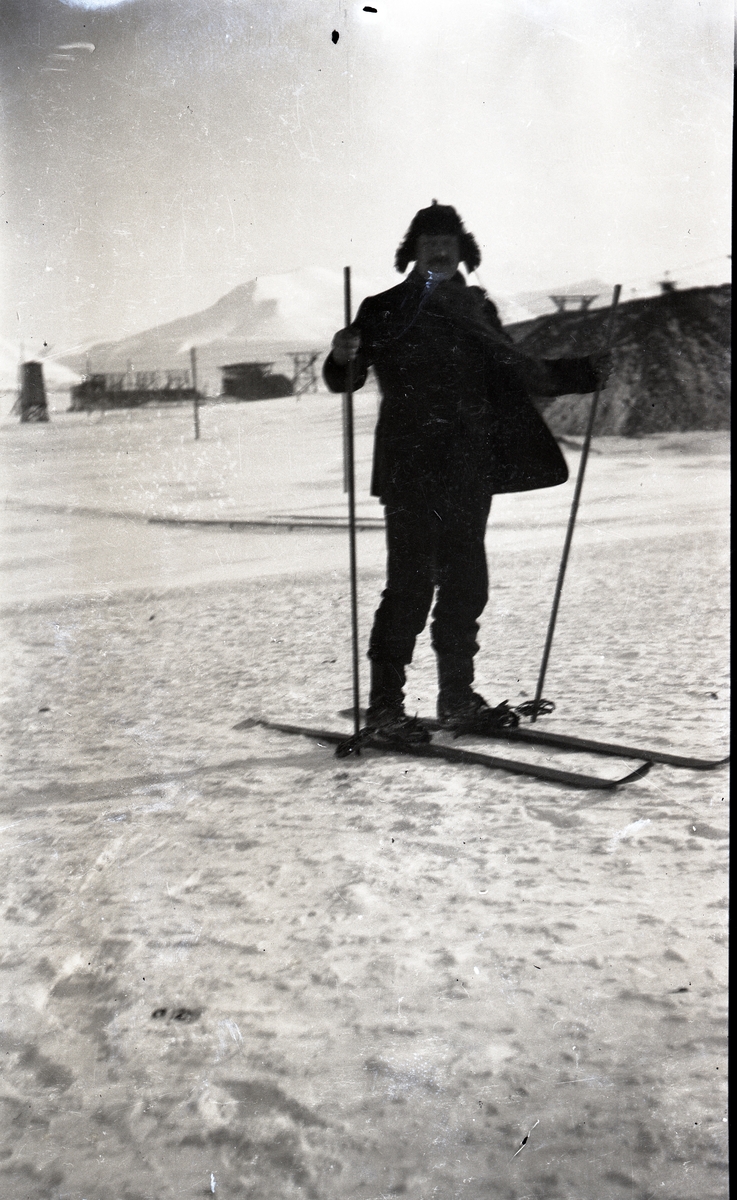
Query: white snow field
0 393 729 1200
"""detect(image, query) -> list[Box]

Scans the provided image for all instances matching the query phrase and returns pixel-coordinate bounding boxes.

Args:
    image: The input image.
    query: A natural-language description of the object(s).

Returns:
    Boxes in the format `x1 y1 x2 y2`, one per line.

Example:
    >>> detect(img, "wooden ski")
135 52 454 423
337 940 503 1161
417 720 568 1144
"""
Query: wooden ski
417 718 729 771
234 717 652 791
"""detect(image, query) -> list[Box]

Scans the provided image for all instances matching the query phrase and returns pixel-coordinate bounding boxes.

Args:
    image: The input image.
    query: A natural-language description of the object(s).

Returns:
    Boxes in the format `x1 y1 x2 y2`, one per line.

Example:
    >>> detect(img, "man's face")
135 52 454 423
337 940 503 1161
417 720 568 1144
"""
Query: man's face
414 233 461 281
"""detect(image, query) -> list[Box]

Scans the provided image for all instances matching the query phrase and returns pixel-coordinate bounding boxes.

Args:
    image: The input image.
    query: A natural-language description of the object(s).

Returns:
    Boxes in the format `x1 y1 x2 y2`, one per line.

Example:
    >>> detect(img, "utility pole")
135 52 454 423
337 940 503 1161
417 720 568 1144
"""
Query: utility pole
190 346 200 440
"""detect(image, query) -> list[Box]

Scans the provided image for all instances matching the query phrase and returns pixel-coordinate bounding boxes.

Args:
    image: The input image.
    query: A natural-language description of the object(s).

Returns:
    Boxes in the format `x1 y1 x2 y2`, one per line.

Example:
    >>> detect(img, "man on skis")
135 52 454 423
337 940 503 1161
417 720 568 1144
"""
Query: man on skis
323 201 609 747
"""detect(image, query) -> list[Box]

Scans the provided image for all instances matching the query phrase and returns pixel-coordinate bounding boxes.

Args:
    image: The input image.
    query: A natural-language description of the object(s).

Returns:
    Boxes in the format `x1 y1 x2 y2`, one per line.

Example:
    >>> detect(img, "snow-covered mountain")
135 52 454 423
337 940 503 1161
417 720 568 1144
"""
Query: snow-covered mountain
55 266 549 395
57 268 393 395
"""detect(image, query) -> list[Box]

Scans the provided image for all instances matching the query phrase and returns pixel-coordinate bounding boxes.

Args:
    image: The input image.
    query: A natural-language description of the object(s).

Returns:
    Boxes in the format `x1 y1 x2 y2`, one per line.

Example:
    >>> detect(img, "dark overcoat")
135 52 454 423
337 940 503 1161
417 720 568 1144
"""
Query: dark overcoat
323 271 598 503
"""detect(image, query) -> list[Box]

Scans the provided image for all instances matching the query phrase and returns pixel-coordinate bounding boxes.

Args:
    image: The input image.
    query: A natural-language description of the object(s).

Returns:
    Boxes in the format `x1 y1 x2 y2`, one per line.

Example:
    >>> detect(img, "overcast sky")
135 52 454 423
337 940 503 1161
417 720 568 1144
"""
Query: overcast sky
1 0 732 355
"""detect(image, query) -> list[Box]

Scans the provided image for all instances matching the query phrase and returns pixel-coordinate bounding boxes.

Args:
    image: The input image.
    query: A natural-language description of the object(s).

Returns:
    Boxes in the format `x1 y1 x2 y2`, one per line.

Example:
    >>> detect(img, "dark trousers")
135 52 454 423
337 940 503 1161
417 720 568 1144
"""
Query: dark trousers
368 487 493 666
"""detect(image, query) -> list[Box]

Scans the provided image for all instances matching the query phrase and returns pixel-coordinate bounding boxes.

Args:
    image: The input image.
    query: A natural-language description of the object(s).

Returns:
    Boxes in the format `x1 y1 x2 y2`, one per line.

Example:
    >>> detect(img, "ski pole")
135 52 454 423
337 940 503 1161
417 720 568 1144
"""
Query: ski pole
343 267 362 743
529 283 621 722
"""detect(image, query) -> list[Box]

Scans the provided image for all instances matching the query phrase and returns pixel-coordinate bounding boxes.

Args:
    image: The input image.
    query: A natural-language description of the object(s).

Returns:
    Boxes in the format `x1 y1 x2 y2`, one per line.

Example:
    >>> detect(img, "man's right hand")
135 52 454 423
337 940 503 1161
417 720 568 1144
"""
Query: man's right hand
331 326 361 366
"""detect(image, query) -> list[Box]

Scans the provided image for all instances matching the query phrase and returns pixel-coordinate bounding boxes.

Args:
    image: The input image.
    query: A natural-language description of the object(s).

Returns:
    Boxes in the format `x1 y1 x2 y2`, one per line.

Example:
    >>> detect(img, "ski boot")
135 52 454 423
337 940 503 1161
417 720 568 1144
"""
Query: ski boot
436 654 519 736
437 690 519 736
364 702 431 748
363 659 430 748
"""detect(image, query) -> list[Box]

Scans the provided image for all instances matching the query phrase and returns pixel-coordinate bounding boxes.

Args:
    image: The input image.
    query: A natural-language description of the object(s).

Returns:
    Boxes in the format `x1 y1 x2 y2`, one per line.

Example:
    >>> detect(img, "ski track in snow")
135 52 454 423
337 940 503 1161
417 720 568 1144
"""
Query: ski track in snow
0 398 729 1199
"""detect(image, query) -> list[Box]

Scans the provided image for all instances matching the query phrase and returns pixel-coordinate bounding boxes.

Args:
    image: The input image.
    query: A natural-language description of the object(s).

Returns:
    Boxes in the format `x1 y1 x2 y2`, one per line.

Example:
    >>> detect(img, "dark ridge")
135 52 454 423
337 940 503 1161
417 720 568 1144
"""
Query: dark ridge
506 284 731 435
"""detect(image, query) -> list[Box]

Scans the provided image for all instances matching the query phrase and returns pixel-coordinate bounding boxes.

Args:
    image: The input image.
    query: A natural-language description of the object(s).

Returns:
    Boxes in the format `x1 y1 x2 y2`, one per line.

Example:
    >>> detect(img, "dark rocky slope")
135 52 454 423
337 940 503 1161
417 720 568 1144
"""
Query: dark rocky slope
506 284 731 435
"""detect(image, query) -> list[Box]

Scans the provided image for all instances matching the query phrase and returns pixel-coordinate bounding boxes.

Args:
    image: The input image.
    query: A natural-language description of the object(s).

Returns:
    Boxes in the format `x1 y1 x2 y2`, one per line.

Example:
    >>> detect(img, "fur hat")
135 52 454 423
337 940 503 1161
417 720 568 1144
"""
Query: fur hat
394 200 481 273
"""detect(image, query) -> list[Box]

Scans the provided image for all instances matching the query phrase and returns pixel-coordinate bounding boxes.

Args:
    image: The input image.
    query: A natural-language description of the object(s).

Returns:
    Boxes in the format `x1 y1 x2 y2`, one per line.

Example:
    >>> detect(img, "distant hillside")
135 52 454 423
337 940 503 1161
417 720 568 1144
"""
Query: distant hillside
56 273 730 429
507 284 731 435
57 267 390 395
56 267 539 395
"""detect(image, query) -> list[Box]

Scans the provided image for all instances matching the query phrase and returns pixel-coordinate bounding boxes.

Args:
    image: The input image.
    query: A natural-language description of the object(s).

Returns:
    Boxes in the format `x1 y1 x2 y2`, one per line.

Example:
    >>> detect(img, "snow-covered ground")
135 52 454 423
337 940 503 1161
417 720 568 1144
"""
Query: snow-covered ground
0 395 729 1199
